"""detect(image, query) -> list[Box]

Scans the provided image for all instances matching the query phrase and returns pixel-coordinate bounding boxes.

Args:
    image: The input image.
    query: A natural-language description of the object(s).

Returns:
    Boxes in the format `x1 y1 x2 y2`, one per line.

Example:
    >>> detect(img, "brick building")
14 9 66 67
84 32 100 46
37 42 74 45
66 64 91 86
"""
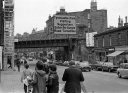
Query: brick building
94 20 128 65
46 0 107 34
15 1 108 61
45 0 107 61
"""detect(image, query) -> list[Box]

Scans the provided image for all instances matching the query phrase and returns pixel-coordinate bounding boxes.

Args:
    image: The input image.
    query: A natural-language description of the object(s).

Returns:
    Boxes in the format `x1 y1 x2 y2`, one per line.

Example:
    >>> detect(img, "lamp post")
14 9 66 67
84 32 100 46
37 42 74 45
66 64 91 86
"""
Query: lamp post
87 13 91 62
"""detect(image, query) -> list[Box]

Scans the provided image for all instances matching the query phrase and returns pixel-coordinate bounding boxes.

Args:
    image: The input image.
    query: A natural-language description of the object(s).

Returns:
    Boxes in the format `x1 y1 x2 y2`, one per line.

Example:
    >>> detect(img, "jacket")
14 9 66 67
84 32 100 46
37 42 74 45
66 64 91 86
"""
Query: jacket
21 68 33 83
62 66 84 93
47 71 59 93
32 70 47 93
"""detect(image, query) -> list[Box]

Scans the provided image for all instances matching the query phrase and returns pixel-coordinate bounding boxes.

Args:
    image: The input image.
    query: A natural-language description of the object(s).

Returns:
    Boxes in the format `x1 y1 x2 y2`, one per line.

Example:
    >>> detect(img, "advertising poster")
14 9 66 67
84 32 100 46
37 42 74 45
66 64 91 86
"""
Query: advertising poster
54 15 76 34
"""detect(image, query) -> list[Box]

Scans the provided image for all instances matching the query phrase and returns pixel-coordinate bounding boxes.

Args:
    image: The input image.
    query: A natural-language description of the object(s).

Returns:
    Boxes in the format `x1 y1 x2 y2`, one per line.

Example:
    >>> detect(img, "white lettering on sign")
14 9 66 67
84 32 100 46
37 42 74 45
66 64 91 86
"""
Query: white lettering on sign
54 15 76 34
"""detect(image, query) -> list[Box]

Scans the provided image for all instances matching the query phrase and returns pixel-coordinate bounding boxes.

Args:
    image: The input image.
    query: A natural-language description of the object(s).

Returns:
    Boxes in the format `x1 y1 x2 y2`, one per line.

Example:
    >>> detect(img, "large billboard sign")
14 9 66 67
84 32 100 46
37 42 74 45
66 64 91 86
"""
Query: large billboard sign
54 15 76 34
86 32 97 47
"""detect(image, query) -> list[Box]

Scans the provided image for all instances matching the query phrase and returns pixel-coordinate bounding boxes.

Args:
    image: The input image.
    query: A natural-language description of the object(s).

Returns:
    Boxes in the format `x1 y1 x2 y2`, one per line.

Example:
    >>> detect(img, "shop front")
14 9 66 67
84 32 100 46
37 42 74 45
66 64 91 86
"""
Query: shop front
94 47 115 62
106 46 128 66
94 48 106 62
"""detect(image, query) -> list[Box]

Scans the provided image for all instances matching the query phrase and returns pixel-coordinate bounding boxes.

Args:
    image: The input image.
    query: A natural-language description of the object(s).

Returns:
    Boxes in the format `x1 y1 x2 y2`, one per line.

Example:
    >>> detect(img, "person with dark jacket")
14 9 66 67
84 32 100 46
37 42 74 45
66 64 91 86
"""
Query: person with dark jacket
24 59 27 65
16 58 21 72
47 64 59 93
31 61 48 93
62 61 87 93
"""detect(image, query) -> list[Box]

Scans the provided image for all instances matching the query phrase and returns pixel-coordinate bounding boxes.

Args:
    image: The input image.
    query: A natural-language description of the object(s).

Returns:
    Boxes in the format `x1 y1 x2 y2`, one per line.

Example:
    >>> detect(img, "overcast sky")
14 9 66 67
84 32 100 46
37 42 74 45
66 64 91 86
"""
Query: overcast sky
14 0 128 35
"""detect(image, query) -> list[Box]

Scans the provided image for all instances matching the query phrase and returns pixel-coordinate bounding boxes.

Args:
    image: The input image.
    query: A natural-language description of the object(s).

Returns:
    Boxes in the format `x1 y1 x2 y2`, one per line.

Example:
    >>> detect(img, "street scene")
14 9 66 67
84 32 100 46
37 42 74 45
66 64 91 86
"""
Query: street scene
0 0 128 93
1 59 128 93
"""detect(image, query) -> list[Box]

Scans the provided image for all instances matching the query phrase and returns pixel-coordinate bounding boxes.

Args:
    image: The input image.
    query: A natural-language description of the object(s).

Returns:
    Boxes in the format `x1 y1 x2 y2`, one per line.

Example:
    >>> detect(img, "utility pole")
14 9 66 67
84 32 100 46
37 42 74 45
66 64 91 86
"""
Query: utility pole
88 13 91 62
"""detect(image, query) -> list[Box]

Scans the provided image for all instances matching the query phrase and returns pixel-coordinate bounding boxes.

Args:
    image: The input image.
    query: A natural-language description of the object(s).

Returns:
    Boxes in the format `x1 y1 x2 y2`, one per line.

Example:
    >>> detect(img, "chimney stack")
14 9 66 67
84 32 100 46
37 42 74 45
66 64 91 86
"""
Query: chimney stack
125 16 127 23
121 18 123 27
60 7 65 13
124 16 128 26
118 16 121 27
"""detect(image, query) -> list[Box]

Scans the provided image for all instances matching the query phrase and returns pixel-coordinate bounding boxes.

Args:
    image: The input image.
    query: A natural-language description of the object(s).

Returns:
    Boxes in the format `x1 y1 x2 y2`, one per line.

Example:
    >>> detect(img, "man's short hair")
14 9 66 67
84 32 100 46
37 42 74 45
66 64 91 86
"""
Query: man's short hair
36 61 43 70
69 61 75 65
24 63 29 69
49 64 57 71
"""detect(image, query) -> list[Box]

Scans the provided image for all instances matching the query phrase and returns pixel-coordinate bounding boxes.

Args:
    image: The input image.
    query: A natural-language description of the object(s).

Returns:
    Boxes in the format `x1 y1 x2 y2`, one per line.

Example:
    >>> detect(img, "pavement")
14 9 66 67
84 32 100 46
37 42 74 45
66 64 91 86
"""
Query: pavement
0 64 65 93
0 60 88 93
0 66 25 93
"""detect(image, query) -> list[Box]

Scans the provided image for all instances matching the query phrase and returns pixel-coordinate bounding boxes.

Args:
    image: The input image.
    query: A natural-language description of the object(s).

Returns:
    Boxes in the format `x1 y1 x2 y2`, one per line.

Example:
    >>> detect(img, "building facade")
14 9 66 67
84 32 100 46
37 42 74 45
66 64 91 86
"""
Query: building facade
0 0 4 70
4 0 14 70
15 1 108 62
94 23 128 65
45 1 107 61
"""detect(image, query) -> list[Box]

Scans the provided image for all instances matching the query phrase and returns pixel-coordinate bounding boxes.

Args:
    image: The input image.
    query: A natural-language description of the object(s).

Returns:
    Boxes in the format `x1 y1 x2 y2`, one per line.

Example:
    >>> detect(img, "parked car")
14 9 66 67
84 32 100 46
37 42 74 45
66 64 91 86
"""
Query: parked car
28 57 33 61
102 62 118 72
79 62 91 72
63 61 69 66
117 63 128 78
90 61 104 71
57 60 63 66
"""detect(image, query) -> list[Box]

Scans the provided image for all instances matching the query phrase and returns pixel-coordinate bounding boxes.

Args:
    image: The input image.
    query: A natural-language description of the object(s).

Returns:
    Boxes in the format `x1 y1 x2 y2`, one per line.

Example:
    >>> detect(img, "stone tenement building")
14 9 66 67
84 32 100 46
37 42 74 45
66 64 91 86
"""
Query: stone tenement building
94 18 128 65
46 0 107 35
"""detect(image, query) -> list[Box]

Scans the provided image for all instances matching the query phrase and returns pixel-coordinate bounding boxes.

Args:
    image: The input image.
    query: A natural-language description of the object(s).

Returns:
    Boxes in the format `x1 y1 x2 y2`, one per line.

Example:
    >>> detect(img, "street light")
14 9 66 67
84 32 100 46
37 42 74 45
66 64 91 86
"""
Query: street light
87 13 91 62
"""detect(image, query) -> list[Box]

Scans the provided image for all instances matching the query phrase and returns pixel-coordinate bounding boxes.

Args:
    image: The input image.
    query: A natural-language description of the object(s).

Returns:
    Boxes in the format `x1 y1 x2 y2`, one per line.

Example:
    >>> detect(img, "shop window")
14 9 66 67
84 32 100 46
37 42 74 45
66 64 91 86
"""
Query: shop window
103 37 104 47
96 38 98 47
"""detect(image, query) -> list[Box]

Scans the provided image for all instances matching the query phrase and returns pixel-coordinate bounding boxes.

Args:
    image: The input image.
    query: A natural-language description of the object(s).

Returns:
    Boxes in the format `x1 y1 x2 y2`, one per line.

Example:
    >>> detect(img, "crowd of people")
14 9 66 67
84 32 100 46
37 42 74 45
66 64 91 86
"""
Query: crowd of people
20 58 88 93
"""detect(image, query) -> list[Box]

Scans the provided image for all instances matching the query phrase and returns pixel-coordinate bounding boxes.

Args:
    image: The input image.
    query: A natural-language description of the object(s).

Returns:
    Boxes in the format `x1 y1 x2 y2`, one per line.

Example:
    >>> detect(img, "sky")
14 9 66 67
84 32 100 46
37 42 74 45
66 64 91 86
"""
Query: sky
14 0 128 35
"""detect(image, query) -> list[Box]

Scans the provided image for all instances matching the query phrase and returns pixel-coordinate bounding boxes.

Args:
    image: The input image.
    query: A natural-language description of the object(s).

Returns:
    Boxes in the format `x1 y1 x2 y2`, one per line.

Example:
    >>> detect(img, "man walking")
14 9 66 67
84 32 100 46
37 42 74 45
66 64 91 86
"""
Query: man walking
16 58 21 72
62 61 87 93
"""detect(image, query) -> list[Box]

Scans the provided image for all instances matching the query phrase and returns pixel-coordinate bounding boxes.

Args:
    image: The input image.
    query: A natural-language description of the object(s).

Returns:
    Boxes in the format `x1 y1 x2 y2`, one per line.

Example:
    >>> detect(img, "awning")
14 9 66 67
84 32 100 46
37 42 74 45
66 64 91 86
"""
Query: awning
106 51 124 57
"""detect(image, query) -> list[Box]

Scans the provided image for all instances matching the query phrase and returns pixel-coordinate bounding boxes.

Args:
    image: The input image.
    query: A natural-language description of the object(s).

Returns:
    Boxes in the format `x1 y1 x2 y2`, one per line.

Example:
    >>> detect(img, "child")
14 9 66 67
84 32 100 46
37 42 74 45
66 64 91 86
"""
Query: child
47 64 59 93
21 63 33 93
31 61 48 93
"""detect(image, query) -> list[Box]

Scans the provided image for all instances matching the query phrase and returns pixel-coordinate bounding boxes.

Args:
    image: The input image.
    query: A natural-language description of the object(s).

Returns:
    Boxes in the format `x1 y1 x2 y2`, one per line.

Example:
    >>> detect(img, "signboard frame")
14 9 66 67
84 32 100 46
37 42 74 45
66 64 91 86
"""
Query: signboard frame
86 32 97 47
53 15 76 34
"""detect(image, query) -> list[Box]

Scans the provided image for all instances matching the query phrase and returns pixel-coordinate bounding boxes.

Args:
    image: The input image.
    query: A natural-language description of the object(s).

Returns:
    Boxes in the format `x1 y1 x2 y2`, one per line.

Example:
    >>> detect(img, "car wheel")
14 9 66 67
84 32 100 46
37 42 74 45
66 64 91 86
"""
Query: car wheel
96 67 99 71
102 68 104 72
108 69 111 72
89 69 91 72
118 72 122 78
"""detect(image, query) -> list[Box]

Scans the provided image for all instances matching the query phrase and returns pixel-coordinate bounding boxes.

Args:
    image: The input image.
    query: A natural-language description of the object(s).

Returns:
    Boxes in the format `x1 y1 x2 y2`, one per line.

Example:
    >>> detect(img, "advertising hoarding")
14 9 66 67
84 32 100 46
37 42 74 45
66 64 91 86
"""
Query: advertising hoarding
86 32 97 47
54 15 76 34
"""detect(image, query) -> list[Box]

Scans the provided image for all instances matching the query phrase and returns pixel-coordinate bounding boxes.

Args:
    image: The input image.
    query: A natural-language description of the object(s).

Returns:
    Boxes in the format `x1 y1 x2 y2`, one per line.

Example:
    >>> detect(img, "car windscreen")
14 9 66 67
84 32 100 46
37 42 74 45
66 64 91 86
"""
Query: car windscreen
80 63 89 66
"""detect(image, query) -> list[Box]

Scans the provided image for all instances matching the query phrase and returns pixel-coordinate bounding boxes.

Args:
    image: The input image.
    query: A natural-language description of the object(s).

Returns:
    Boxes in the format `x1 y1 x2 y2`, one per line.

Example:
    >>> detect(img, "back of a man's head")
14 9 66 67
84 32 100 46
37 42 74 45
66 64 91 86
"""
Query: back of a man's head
69 61 75 66
36 61 43 70
49 64 57 71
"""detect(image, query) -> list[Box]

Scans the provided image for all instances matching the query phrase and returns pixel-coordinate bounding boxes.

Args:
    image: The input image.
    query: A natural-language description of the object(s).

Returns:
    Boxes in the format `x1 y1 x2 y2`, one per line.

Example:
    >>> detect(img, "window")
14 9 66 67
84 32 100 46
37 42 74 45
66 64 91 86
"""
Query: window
109 35 111 46
118 33 121 45
96 38 98 47
103 37 104 47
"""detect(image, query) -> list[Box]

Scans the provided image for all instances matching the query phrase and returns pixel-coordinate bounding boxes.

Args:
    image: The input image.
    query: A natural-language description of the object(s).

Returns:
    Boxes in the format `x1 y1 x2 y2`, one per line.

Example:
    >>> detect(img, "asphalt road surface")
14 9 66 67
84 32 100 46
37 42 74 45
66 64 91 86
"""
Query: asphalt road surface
28 59 128 93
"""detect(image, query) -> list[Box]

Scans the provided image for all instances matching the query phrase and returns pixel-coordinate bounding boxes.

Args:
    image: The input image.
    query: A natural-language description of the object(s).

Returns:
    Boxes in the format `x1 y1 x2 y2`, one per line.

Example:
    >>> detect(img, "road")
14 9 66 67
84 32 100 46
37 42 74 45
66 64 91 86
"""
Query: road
28 59 128 93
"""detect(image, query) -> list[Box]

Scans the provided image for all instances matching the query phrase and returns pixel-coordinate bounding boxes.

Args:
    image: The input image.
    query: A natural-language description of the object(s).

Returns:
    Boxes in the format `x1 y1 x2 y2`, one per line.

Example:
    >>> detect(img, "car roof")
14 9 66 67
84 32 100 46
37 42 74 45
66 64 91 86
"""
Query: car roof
120 63 128 65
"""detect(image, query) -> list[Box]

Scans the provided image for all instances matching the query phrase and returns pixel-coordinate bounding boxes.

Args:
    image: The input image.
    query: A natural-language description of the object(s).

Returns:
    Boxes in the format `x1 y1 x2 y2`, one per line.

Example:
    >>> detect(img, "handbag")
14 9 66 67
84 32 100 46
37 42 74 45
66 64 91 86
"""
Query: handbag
80 82 88 93
60 84 65 93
